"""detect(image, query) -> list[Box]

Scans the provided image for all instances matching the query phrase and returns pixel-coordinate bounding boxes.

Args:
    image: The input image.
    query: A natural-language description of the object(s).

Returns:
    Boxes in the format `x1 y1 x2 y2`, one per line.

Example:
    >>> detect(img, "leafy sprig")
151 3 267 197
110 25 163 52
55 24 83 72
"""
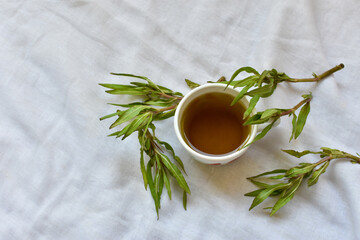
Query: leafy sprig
187 64 344 146
224 63 344 110
245 147 360 216
100 73 189 219
243 93 312 147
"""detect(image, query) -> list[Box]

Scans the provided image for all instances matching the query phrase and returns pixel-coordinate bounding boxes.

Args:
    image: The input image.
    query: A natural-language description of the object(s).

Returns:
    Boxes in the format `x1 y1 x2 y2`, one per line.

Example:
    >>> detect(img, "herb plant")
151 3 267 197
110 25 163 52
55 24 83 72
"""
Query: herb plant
100 73 189 219
245 148 360 216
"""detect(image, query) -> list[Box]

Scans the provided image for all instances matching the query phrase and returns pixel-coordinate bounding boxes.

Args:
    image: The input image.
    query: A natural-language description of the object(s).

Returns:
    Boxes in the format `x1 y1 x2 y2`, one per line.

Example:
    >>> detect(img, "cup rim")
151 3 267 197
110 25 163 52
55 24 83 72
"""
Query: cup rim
174 83 258 163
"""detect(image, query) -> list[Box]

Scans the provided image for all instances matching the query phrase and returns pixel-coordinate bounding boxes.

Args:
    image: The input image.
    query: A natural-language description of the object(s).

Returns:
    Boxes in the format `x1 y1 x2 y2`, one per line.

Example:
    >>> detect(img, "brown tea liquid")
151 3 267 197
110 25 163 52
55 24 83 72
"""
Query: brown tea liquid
181 92 250 155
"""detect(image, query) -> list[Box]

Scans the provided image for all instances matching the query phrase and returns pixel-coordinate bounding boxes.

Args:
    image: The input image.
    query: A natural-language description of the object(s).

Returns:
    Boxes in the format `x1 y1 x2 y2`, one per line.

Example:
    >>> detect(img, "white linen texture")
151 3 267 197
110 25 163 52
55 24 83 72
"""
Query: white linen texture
1 1 360 239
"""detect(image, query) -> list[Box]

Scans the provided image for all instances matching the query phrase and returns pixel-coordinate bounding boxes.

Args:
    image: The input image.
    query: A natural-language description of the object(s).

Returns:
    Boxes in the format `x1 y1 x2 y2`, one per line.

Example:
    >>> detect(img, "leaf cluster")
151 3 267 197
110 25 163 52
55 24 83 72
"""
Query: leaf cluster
139 125 190 219
100 73 189 218
243 93 312 147
245 147 360 216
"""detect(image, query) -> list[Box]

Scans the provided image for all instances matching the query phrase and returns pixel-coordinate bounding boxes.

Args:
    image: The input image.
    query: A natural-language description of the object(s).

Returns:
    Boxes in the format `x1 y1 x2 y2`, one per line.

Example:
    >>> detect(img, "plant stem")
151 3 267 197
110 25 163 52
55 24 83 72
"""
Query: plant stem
159 92 183 100
156 104 178 113
314 155 333 166
344 153 360 163
285 63 344 83
280 96 312 116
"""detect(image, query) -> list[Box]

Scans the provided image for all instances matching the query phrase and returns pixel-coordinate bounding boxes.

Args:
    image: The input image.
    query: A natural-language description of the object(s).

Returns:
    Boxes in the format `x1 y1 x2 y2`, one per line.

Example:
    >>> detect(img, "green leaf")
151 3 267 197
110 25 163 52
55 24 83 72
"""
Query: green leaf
244 189 264 197
157 84 179 95
248 169 288 179
243 119 276 148
110 73 163 93
244 112 262 125
122 112 152 139
245 188 283 197
153 108 176 120
141 114 153 144
145 99 175 107
246 83 277 98
257 70 269 86
243 95 260 118
155 169 164 205
105 87 146 95
268 174 285 180
140 148 148 190
159 153 190 194
285 164 314 178
233 75 259 88
282 149 321 158
249 183 289 210
110 105 152 129
107 102 145 107
289 113 297 142
162 169 172 200
99 83 137 90
249 179 273 188
157 139 186 174
320 147 345 156
108 123 132 138
294 102 310 139
227 66 260 88
270 177 303 216
183 191 187 210
231 84 253 106
147 161 159 218
261 108 281 120
100 111 123 121
185 79 200 89
308 161 330 186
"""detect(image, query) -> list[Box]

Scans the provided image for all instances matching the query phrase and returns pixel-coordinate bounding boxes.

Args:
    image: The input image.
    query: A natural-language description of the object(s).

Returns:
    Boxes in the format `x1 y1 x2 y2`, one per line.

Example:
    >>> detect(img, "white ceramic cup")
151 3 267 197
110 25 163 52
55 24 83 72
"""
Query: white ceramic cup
174 83 258 165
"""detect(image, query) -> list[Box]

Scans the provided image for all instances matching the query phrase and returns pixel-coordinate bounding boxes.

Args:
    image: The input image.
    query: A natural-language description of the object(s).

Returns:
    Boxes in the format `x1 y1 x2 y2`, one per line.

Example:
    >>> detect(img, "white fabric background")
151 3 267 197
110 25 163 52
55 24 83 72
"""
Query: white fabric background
1 1 360 239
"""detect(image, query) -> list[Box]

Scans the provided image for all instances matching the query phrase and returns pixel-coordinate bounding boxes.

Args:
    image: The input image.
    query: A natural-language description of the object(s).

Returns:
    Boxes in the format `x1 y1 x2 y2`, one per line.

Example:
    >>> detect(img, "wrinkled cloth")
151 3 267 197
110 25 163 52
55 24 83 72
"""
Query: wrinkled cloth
1 1 360 239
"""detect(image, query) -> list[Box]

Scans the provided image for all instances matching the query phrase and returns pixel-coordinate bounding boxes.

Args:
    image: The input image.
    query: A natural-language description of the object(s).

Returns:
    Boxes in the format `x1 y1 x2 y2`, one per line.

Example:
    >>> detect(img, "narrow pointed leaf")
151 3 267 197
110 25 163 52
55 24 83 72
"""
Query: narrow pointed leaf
140 148 148 190
243 119 276 148
308 161 330 186
261 108 281 120
244 95 260 118
100 111 123 121
122 113 151 139
110 73 163 93
249 179 273 188
231 84 253 106
249 184 288 210
157 139 186 173
159 153 190 194
248 169 288 179
289 113 297 142
105 88 145 95
282 149 321 158
257 70 269 86
270 177 303 216
147 161 159 218
285 165 314 178
233 75 259 88
108 123 131 138
110 105 151 129
227 66 260 88
153 108 176 120
162 169 172 200
294 102 310 139
246 84 275 97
